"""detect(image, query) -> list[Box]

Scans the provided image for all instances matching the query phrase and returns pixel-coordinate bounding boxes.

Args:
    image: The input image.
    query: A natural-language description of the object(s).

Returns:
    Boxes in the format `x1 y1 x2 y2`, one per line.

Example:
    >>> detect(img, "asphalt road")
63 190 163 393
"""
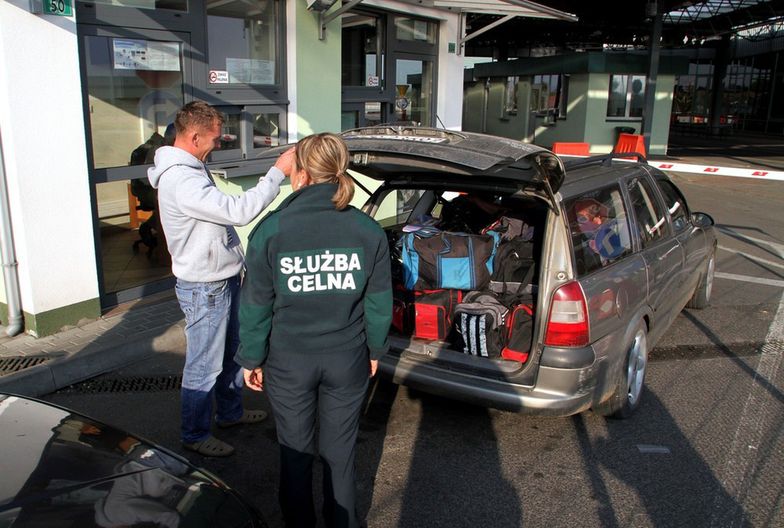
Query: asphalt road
43 171 784 528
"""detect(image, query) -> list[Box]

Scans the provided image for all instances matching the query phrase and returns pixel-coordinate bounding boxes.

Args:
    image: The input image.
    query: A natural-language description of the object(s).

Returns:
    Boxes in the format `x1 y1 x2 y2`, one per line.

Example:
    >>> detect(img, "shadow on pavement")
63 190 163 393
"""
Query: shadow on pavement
573 389 752 527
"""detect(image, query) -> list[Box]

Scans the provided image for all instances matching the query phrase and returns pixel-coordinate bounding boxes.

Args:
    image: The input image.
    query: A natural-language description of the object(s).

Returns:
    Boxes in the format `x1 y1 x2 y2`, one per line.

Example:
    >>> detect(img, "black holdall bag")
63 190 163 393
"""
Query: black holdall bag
492 238 535 284
454 291 509 358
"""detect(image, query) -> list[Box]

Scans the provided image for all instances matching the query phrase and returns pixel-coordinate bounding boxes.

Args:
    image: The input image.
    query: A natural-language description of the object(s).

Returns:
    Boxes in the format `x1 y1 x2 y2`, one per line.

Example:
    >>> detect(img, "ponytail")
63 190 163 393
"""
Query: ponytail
332 172 355 210
296 133 353 210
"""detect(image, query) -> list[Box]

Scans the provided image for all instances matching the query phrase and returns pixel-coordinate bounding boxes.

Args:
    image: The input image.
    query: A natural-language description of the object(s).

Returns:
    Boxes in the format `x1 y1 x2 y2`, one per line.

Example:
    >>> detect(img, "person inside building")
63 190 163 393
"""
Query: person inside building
236 132 392 528
147 101 293 457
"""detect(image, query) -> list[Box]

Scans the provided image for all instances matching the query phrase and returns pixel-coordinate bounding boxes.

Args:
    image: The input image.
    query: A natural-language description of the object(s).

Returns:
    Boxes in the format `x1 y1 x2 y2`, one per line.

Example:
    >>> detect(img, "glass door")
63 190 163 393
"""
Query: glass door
79 25 192 306
392 56 434 126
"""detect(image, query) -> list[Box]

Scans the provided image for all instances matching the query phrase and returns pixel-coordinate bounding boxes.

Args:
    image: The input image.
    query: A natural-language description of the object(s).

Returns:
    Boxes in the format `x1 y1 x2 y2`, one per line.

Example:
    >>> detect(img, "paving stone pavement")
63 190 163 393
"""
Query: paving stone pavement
0 293 185 397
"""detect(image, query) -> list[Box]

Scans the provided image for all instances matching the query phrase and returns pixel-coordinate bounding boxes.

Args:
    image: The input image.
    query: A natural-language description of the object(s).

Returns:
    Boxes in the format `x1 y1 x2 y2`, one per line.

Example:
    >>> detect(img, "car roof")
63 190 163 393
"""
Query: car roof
559 155 651 198
255 127 566 198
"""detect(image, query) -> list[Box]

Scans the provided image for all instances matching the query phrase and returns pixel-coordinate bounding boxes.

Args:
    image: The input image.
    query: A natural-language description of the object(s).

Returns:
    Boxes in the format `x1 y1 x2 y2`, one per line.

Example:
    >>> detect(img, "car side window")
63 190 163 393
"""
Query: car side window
627 176 668 248
655 178 690 234
566 186 633 277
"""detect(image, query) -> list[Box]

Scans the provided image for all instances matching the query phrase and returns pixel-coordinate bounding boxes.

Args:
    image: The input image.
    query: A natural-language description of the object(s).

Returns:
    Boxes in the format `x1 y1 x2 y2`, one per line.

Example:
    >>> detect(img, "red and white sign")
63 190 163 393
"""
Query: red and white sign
209 70 229 84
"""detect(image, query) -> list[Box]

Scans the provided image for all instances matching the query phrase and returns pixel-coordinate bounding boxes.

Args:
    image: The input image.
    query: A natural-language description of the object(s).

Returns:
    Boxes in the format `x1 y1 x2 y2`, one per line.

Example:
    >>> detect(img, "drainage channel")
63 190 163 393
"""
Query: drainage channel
0 355 56 377
56 375 182 394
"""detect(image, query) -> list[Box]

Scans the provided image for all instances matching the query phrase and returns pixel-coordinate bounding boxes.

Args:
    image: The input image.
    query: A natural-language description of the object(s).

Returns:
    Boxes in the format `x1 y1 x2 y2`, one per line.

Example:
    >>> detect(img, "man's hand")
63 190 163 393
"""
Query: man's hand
274 147 297 178
369 359 378 377
243 367 264 392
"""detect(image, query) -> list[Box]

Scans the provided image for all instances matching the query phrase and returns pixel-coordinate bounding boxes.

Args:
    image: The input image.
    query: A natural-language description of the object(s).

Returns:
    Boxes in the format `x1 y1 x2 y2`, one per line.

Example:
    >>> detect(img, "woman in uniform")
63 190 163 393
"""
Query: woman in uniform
236 132 392 528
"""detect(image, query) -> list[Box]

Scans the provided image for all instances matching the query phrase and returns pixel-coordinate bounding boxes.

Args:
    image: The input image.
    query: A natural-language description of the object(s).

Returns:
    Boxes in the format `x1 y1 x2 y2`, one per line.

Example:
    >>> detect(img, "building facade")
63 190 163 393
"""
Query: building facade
0 0 468 335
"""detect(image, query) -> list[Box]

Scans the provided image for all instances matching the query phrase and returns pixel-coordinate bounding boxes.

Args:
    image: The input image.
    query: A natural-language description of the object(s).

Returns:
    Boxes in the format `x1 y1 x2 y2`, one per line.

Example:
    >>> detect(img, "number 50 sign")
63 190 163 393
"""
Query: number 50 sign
30 0 73 16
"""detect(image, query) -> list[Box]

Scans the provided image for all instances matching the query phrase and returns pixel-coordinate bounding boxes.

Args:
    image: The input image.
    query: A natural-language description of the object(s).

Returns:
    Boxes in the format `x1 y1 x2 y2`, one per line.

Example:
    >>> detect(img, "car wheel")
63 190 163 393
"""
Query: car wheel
687 248 715 309
593 322 648 419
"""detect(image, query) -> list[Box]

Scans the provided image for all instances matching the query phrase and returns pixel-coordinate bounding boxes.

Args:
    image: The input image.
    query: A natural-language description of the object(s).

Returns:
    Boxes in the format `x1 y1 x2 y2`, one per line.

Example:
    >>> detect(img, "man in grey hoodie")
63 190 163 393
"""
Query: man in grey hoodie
148 101 293 456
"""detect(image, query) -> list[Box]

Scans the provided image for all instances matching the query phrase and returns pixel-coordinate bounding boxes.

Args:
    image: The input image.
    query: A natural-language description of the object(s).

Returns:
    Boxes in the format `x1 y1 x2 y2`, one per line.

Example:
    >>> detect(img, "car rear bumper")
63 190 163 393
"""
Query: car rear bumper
378 348 598 416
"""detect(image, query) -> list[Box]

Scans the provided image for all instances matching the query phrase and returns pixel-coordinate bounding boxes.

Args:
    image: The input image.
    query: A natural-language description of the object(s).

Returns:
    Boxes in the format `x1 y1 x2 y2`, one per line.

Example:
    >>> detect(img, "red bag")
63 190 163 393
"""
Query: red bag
502 304 534 363
413 290 463 341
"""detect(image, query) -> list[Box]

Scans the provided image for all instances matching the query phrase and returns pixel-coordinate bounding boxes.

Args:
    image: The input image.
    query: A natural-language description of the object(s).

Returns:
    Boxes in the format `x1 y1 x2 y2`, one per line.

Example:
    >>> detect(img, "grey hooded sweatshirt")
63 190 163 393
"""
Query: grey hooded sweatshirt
148 146 284 283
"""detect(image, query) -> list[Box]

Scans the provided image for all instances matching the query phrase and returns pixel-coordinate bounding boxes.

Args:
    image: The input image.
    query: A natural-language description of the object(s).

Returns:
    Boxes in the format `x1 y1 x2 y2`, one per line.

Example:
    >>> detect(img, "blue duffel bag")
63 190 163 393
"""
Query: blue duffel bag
401 228 500 291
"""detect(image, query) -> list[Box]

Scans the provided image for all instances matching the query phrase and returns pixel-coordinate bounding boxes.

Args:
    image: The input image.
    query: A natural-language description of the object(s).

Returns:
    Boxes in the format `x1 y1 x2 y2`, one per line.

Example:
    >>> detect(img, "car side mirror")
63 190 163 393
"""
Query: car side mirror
691 212 714 228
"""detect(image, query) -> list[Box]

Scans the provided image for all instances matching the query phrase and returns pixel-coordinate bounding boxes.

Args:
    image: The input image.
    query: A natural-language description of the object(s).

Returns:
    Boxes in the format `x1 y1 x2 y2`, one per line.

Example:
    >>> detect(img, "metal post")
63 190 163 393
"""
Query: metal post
642 10 662 155
0 127 24 336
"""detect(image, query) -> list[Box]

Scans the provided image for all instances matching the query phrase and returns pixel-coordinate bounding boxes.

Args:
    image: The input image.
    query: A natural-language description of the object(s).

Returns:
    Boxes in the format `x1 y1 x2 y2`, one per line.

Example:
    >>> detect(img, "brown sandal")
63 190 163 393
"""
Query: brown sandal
183 436 234 457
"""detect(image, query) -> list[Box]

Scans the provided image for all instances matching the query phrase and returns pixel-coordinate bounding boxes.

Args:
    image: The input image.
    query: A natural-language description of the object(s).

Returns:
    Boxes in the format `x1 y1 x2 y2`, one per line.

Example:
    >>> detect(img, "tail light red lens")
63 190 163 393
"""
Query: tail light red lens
544 281 589 347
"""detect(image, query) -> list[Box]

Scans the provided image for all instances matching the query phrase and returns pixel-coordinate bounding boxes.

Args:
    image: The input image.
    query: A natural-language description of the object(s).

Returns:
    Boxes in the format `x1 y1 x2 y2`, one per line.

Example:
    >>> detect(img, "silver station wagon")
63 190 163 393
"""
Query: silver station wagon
260 127 717 418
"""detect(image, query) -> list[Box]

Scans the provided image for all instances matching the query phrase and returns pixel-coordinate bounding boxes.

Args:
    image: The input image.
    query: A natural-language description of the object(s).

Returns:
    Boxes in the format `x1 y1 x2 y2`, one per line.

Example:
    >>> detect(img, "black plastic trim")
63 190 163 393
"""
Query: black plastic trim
539 345 596 369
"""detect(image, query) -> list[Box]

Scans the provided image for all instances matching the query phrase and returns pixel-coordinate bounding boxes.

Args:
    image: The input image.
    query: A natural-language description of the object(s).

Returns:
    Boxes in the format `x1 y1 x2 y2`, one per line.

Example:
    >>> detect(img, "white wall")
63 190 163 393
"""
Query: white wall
0 2 99 315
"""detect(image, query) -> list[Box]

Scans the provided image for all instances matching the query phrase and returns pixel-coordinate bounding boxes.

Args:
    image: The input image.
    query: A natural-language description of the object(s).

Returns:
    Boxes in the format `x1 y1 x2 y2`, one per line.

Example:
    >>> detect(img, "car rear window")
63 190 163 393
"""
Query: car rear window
566 185 633 276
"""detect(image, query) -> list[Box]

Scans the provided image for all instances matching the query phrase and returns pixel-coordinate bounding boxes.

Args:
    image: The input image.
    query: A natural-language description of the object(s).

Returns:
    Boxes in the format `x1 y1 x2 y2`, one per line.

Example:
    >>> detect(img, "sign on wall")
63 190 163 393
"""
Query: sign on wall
30 0 73 16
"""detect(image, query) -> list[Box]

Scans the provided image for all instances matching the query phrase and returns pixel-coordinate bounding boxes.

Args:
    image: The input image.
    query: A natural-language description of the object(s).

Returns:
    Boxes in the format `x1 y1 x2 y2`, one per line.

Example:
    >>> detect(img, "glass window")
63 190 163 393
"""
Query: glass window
395 59 433 126
627 176 668 247
655 179 690 233
395 17 436 44
503 76 518 116
372 189 424 228
88 0 186 11
342 110 359 131
531 74 569 118
342 13 383 87
84 35 184 170
252 112 280 148
607 74 645 118
566 186 633 276
207 0 278 86
218 111 242 151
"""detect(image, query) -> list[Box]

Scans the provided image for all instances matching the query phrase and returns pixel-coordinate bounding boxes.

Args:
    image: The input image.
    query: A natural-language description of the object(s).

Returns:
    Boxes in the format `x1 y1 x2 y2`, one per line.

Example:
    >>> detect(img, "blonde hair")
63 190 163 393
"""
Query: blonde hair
295 133 354 210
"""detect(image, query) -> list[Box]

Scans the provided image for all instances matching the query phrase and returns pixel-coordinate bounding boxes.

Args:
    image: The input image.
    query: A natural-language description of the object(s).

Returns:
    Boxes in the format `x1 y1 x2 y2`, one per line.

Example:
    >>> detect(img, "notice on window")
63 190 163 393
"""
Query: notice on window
226 58 275 85
113 39 181 72
209 70 230 84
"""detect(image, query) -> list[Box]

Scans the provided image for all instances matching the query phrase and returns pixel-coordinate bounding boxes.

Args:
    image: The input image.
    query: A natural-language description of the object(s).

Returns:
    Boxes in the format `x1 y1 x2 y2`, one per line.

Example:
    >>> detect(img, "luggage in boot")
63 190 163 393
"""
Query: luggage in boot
502 304 534 363
413 289 463 341
454 291 509 358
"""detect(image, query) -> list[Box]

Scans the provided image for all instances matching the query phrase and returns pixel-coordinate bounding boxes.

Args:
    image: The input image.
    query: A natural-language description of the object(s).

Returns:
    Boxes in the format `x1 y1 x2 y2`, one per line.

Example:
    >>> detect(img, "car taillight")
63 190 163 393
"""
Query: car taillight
544 281 589 347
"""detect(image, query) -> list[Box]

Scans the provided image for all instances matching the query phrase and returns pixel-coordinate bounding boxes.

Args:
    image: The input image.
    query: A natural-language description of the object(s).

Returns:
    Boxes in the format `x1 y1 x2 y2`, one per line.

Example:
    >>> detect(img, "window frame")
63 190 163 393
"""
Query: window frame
606 74 646 120
652 176 691 235
77 0 288 181
625 173 672 249
565 183 634 277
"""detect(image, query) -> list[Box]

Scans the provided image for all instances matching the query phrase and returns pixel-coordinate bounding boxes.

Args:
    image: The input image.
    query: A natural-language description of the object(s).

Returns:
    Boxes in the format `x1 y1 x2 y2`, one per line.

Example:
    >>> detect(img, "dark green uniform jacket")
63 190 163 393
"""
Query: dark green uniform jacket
236 182 392 369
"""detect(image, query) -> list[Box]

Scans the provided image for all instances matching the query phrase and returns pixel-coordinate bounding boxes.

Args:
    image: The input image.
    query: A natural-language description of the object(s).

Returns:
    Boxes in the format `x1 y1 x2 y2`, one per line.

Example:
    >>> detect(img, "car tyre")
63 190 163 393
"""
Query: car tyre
593 322 648 419
687 248 715 309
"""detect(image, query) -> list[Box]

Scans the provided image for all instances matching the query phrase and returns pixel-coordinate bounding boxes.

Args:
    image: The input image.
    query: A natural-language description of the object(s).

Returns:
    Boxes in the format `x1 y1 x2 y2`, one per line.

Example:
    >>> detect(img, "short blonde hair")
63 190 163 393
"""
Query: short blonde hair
295 133 354 210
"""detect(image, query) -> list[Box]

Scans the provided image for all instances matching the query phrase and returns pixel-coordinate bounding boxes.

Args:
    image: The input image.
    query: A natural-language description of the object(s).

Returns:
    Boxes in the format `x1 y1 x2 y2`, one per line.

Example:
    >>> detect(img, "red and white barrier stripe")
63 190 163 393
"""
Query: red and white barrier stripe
650 161 784 181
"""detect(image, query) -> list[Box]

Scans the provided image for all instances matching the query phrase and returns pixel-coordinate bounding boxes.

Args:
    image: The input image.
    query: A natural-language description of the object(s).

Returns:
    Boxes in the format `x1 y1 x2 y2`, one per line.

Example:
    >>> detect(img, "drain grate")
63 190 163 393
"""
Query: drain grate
0 355 53 377
57 375 183 394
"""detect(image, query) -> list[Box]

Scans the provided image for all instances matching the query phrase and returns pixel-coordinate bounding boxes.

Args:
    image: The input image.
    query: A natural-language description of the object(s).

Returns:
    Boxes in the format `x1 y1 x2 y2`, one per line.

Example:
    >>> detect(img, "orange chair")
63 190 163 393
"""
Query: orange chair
613 133 646 158
127 183 154 229
551 142 590 156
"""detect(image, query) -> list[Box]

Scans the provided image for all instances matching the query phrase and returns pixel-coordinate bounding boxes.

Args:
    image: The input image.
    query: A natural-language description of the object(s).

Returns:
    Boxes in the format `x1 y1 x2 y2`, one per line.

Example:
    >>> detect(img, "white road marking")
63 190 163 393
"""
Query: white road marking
716 227 784 259
636 444 671 454
709 292 784 526
714 272 784 288
718 245 784 270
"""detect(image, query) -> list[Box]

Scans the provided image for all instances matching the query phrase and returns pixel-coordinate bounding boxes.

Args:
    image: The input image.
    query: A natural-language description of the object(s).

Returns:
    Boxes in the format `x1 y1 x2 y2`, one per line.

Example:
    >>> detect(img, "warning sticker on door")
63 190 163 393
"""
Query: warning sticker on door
209 70 230 84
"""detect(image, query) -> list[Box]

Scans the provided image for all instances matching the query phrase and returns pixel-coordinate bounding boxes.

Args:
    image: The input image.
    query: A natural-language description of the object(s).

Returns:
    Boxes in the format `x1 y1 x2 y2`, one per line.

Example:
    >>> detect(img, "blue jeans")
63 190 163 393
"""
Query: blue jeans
175 275 244 443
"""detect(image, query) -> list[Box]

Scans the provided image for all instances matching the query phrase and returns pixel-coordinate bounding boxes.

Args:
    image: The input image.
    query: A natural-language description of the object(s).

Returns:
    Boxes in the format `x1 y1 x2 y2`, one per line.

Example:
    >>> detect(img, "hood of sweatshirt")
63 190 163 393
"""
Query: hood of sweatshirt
147 146 204 188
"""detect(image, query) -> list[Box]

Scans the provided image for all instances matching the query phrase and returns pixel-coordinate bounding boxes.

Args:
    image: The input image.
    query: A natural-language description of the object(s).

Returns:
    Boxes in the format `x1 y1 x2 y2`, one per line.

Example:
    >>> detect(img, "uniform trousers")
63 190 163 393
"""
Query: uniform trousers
264 345 369 528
